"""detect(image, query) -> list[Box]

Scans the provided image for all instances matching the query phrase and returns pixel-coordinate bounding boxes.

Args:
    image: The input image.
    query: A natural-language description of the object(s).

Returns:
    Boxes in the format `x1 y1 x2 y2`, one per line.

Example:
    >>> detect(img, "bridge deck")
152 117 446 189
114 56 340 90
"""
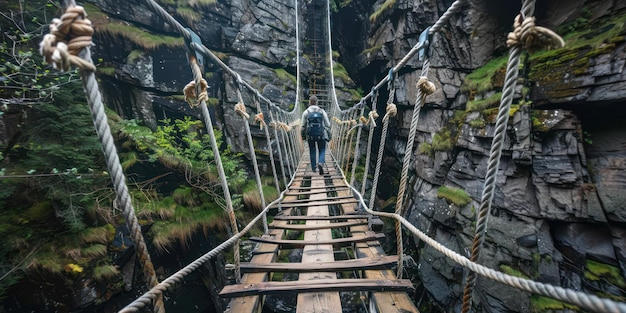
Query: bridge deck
222 153 418 312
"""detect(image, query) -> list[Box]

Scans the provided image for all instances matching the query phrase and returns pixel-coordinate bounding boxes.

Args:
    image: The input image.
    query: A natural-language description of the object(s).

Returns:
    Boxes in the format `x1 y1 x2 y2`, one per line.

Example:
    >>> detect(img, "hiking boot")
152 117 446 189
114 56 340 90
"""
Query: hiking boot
318 164 324 175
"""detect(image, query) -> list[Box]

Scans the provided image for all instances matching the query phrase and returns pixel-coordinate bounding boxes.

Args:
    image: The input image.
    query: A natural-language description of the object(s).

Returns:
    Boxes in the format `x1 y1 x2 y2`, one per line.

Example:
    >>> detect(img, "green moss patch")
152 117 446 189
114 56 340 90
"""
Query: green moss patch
437 186 471 206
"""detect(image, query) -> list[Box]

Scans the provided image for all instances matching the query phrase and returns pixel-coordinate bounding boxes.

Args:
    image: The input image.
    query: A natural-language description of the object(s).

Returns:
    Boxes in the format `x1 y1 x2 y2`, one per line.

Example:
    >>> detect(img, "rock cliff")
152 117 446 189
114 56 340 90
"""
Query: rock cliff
28 0 624 311
329 0 626 311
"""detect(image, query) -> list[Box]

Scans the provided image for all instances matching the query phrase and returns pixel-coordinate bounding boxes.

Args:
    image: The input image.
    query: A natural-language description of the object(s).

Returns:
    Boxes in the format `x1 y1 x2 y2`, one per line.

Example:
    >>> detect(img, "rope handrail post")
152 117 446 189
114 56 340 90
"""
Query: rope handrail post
257 99 282 195
233 79 269 235
187 58 242 283
270 110 289 187
360 96 379 197
41 3 166 312
349 104 366 186
461 0 535 311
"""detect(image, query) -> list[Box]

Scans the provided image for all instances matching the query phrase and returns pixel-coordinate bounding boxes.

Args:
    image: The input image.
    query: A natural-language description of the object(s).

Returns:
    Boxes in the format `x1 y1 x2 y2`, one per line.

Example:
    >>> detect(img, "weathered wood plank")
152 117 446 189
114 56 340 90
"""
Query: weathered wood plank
269 198 359 209
273 214 369 221
248 231 384 249
297 150 341 313
269 220 367 230
220 278 415 298
272 194 355 204
239 255 396 273
284 187 350 196
336 183 420 313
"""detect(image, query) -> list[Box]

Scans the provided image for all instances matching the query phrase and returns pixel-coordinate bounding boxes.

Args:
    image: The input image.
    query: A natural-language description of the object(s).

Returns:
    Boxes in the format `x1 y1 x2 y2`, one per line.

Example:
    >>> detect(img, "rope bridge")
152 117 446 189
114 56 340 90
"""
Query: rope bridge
39 0 626 312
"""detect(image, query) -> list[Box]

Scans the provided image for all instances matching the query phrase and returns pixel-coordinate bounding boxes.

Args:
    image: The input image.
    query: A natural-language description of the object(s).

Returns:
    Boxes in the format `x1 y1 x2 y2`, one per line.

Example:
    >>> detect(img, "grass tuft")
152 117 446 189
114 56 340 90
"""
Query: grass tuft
437 186 471 206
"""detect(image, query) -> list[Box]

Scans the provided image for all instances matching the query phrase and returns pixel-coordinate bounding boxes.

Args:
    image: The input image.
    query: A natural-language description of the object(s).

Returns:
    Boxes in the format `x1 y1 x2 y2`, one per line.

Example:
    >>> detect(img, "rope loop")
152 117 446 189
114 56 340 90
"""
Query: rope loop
417 76 436 95
277 122 291 132
506 14 564 51
234 102 250 119
369 110 379 127
385 103 398 118
183 79 208 107
254 113 267 130
39 5 96 72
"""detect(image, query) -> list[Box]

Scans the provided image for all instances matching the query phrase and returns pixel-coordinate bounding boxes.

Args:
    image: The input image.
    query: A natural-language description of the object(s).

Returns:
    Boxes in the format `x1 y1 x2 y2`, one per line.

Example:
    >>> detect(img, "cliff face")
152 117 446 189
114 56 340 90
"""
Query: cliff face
330 0 626 311
43 0 625 311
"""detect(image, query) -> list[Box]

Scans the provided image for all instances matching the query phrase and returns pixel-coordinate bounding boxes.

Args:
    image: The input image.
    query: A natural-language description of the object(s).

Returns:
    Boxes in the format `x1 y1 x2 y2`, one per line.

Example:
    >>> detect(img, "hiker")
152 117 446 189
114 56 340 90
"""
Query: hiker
301 95 331 175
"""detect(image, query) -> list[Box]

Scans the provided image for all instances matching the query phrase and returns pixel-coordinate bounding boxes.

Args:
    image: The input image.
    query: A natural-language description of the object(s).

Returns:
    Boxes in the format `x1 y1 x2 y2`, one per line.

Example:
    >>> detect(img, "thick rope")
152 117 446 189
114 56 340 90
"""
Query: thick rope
462 0 554 311
394 72 435 279
348 197 626 313
233 83 269 235
270 112 289 187
189 59 242 283
40 3 164 313
255 101 282 195
360 109 379 197
367 103 397 215
349 105 366 186
506 14 564 51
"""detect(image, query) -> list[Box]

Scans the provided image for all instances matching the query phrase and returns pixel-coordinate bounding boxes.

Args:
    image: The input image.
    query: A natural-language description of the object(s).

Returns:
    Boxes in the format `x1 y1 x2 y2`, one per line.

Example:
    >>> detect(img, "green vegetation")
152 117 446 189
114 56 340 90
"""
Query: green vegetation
585 260 626 289
274 68 297 85
369 0 396 24
437 186 471 206
531 295 578 312
462 56 508 93
499 264 529 279
466 92 502 112
99 23 184 50
333 62 354 85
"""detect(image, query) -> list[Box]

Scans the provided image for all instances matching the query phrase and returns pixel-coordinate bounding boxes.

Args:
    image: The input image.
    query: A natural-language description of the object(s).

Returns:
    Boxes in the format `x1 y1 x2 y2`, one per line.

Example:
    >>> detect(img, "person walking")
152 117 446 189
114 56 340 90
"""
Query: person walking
301 95 331 175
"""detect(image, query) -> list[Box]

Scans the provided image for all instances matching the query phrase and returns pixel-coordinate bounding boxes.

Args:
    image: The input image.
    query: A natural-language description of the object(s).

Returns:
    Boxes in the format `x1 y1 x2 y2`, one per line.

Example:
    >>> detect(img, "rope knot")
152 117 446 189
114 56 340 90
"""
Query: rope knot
416 76 436 95
369 111 379 127
386 103 398 117
254 113 266 130
359 116 368 124
506 14 564 51
277 122 291 132
183 79 208 108
39 6 95 72
234 102 250 119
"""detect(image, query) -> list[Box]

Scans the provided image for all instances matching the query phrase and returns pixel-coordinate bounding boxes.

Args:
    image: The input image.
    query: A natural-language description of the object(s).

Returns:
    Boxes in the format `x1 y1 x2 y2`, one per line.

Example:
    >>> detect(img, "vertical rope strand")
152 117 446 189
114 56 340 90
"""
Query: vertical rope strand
349 105 366 186
190 61 241 283
461 0 535 312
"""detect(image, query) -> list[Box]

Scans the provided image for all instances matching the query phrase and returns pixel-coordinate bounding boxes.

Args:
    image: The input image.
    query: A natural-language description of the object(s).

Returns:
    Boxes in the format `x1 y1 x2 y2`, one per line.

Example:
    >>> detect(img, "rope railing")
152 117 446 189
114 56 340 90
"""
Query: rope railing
329 158 626 313
39 2 166 312
118 182 300 312
43 1 626 313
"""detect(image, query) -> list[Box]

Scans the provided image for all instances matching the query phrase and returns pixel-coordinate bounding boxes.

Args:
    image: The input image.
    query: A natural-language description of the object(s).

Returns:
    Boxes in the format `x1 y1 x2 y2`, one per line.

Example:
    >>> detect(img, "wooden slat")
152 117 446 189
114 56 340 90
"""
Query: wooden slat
274 194 355 204
249 231 384 249
269 198 359 209
297 151 341 312
269 220 367 230
284 187 350 196
336 181 420 313
273 214 369 221
239 255 397 273
220 278 415 298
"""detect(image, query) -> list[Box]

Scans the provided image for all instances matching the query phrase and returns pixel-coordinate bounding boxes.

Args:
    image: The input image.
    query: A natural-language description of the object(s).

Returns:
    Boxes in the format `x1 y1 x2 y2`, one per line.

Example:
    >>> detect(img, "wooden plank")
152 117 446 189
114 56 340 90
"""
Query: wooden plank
337 185 420 313
297 157 341 313
220 278 415 298
273 214 369 221
269 220 367 230
289 185 347 191
249 231 384 249
269 198 359 209
274 195 355 204
239 255 397 273
284 187 350 196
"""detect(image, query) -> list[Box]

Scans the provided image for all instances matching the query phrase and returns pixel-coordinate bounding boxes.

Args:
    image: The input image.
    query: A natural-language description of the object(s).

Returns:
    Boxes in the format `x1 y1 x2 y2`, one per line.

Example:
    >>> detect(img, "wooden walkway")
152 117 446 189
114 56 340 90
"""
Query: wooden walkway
221 152 419 312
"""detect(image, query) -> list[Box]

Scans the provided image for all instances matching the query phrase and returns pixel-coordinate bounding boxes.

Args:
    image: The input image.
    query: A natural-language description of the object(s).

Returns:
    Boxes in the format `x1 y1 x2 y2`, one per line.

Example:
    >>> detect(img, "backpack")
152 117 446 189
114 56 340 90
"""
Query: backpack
306 111 324 140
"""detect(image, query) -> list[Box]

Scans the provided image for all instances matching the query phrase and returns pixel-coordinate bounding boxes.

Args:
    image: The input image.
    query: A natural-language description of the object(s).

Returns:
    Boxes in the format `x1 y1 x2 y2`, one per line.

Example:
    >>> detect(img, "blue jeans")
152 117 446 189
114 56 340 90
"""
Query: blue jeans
308 139 326 170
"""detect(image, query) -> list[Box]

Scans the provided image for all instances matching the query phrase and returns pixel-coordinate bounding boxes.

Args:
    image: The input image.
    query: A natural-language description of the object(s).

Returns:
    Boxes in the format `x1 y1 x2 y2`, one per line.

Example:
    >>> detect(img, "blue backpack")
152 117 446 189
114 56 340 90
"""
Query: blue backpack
306 111 324 140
